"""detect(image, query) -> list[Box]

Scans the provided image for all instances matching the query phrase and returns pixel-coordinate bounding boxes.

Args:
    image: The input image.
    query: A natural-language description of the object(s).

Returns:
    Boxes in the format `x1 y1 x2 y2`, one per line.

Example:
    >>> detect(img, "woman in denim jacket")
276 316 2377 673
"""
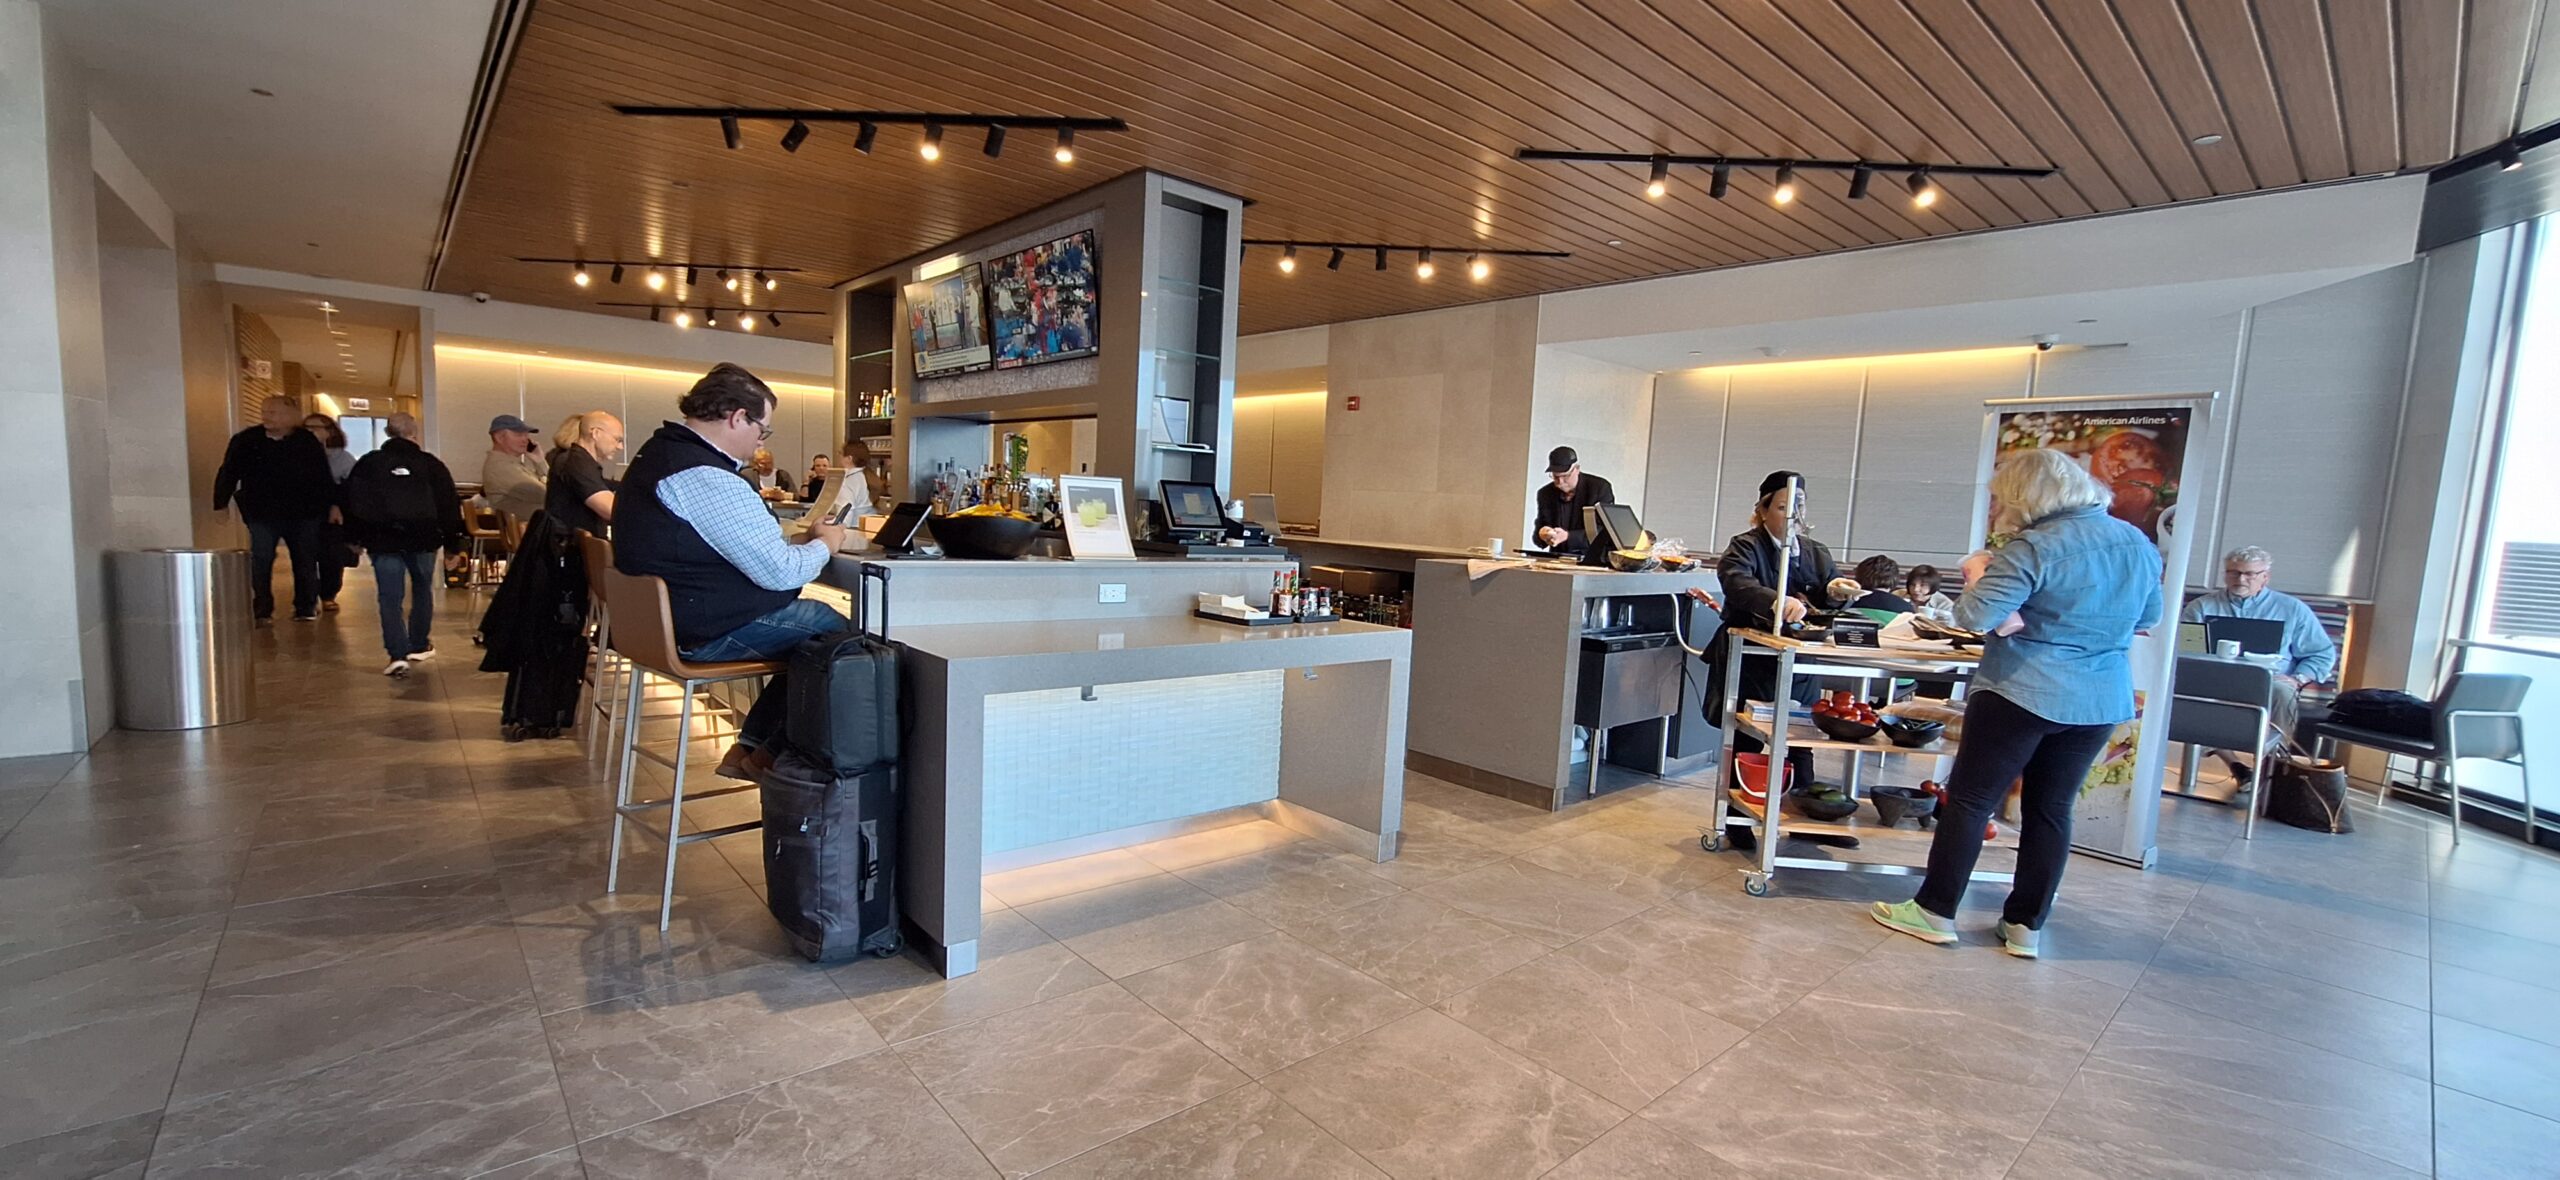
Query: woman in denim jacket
1872 448 2164 959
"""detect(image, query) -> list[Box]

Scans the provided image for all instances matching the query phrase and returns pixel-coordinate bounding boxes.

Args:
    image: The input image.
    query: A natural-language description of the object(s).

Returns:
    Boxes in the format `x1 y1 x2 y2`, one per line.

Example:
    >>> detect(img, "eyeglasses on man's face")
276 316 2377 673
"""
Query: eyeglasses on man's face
2224 566 2271 582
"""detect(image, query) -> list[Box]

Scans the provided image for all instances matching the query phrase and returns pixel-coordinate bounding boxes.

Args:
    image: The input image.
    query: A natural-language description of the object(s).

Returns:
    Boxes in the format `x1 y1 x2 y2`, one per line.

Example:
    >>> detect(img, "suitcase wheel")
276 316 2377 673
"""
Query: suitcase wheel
868 933 903 958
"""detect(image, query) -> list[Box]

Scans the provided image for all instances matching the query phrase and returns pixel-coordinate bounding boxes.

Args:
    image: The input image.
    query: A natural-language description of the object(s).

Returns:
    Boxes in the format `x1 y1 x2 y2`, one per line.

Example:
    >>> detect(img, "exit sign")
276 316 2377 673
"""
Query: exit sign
1344 395 1360 411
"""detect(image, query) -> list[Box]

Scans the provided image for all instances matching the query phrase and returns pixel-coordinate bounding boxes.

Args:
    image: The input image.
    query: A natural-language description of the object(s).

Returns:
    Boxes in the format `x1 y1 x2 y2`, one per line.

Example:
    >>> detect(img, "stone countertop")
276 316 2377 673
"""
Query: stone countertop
1413 558 1717 597
895 614 1406 666
824 554 1290 576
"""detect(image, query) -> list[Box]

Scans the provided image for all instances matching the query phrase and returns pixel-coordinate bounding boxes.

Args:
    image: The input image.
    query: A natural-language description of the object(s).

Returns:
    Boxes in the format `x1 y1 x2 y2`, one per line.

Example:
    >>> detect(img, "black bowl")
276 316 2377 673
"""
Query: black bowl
1869 786 1940 827
926 513 1040 560
1811 713 1880 742
1788 787 1859 821
1880 717 1948 748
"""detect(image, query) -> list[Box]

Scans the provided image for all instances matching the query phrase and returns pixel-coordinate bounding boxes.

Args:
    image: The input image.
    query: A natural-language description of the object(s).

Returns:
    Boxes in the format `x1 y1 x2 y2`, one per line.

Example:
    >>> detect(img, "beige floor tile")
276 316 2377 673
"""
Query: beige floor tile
1276 893 1549 1005
830 910 1109 1043
1413 859 1650 947
1262 1009 1625 1180
2433 1086 2560 1180
895 984 1246 1178
577 1053 996 1178
1556 904 1862 1030
1352 824 1506 888
1173 843 1406 926
1642 1030 2035 1180
1438 952 1744 1110
1515 829 1723 904
981 848 1166 908
2136 941 2431 1078
1037 1083 1384 1178
1126 819 1310 872
1542 1114 1756 1180
1124 933 1418 1076
1013 873 1273 979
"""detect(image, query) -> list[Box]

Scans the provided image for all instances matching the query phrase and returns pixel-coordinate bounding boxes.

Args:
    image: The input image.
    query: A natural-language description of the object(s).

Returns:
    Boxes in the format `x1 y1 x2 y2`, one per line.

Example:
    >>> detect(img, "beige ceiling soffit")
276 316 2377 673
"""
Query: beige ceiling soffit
423 0 534 291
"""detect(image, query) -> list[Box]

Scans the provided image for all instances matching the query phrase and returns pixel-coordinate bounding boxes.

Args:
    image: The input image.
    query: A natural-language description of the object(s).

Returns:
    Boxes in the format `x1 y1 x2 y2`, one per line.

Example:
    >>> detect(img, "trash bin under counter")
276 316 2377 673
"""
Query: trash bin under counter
1574 629 1683 796
110 548 254 730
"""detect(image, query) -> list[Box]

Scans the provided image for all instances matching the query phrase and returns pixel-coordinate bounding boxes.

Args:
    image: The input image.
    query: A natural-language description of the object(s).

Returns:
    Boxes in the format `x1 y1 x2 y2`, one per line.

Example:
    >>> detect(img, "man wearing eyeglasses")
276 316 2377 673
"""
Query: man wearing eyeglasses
2181 544 2338 782
616 363 850 780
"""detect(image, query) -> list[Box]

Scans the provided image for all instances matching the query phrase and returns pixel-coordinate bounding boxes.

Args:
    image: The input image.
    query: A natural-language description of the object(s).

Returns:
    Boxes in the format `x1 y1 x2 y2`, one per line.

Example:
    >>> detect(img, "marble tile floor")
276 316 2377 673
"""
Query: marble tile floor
1 578 2556 1177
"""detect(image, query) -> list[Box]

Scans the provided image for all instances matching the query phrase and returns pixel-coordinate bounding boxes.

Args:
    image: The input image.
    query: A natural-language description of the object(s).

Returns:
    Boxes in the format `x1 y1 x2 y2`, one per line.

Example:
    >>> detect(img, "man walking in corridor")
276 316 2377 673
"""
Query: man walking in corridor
343 413 465 677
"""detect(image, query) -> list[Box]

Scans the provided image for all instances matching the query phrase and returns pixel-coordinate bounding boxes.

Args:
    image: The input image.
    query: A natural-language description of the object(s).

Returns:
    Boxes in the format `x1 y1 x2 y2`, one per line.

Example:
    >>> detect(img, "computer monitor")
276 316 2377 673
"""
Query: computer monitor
871 501 932 554
1579 502 1646 565
1157 480 1227 534
1245 493 1281 534
2205 615 2286 656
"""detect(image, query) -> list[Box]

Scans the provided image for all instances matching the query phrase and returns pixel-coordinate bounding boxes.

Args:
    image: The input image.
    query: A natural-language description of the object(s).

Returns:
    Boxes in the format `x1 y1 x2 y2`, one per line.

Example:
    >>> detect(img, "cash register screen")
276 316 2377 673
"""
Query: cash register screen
1158 481 1226 531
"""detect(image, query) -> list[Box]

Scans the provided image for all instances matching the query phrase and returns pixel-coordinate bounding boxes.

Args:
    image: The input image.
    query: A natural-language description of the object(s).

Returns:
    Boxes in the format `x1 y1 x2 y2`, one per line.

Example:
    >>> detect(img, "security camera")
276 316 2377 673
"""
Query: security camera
2031 333 2060 351
471 291 491 303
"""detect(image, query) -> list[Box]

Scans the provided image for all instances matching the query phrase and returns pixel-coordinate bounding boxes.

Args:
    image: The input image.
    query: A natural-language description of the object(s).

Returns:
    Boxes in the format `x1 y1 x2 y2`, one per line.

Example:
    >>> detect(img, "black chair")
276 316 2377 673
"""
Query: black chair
2168 656 2278 839
2314 672 2535 845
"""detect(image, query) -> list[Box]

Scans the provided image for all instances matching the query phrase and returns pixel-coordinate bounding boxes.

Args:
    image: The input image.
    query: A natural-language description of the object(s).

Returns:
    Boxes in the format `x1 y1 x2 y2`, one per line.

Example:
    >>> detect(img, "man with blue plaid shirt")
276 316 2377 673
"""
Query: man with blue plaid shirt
615 363 851 781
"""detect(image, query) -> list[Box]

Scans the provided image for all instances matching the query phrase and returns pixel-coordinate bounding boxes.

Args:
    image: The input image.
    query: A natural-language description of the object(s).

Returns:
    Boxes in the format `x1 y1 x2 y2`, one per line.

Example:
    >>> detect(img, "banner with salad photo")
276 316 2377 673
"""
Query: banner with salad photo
1977 398 2207 868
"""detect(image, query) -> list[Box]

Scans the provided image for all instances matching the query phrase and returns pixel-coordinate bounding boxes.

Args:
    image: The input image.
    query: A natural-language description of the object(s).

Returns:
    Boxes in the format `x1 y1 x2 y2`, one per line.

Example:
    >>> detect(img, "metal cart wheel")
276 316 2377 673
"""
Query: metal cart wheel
1700 832 1723 852
1743 872 1772 896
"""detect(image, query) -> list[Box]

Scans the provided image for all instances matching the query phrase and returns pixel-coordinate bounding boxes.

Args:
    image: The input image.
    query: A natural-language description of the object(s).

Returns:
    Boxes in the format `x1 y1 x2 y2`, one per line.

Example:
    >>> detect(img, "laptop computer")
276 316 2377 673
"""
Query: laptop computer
2176 621 2209 654
2205 615 2287 656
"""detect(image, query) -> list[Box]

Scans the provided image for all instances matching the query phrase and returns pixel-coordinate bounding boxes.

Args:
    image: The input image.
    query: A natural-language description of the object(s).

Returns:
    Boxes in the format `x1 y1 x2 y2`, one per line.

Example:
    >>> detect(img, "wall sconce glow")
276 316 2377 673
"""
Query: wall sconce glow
1679 344 2039 376
433 344 832 395
914 253 965 281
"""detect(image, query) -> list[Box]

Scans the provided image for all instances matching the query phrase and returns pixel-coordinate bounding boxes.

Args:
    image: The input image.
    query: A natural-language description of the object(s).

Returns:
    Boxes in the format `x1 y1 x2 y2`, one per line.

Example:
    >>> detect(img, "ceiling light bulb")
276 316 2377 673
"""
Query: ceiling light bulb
572 263 590 287
920 123 943 161
983 123 1006 157
759 271 775 290
1278 245 1297 274
1909 170 1939 208
781 119 809 153
1469 253 1490 282
1327 247 1344 270
1054 127 1075 164
855 121 878 154
674 310 692 329
645 268 666 291
1645 155 1669 200
720 112 741 150
705 310 719 328
739 314 756 332
1772 164 1797 206
1415 248 1434 280
722 269 736 291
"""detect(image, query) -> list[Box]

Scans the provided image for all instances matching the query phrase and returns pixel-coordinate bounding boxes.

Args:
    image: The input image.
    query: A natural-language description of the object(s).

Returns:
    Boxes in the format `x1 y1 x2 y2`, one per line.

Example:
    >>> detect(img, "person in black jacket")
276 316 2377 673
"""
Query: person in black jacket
1689 472 1869 820
343 413 464 677
1532 446 1617 555
212 396 338 622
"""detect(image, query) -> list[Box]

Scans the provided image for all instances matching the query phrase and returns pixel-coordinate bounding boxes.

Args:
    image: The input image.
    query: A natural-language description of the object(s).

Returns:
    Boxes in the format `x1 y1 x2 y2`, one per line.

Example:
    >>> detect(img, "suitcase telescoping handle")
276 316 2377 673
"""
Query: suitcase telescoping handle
854 561 891 639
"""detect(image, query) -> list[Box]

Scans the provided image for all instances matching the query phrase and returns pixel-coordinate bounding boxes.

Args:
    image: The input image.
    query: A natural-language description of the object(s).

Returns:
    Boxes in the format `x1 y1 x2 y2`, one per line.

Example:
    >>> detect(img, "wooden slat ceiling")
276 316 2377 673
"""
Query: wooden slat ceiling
437 0 2545 345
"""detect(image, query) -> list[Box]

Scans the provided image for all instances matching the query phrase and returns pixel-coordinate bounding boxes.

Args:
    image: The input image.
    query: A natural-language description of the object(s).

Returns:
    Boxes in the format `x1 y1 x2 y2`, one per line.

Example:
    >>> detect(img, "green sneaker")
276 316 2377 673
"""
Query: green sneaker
1998 921 2040 959
1870 900 1957 945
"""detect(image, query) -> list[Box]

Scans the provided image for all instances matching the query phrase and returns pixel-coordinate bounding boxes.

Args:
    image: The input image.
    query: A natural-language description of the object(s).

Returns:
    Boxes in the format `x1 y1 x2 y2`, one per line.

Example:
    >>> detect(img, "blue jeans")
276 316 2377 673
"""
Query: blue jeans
681 598 848 750
245 516 323 618
371 549 440 660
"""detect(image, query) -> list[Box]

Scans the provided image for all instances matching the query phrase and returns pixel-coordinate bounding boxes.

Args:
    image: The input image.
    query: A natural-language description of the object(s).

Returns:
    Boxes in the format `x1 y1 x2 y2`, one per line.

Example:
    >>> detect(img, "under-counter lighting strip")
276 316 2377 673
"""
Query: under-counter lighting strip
432 344 832 395
1674 345 2041 375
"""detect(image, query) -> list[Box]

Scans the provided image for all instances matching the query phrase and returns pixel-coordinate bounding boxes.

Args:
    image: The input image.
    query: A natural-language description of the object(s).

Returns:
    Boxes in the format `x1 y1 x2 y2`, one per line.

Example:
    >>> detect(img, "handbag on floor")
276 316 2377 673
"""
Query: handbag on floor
2260 754 2355 834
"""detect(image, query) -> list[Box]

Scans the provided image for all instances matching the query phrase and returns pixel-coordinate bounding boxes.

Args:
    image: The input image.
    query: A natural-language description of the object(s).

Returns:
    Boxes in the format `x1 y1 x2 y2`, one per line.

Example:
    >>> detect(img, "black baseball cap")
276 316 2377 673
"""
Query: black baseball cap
488 414 536 434
1759 470 1806 497
1546 446 1579 474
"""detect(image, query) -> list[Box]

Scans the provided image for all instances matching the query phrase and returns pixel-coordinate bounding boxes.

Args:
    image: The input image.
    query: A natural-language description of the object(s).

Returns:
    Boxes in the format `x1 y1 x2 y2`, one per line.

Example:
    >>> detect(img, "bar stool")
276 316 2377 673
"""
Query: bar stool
596 565 781 928
575 531 623 762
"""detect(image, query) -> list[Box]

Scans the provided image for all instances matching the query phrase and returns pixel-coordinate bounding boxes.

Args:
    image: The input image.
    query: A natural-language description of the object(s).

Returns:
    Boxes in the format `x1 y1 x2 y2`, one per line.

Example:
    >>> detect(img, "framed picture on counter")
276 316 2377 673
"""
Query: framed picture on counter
1057 475 1136 560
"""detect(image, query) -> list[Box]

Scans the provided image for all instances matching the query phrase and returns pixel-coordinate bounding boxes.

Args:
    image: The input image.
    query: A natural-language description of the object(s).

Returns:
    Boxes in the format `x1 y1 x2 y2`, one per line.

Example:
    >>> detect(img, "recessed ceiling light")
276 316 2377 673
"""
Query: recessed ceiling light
1606 239 1623 247
2191 133 2225 146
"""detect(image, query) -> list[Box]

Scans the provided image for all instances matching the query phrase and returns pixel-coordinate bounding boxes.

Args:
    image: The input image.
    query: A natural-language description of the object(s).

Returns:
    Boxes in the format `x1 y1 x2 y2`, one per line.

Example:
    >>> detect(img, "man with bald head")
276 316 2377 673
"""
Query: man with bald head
213 394 338 622
344 412 465 677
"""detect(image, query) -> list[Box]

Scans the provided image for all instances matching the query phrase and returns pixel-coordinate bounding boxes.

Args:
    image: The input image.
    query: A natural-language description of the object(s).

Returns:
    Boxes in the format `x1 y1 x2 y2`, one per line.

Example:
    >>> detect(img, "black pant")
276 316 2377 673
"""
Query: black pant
1914 690 2116 929
245 516 323 619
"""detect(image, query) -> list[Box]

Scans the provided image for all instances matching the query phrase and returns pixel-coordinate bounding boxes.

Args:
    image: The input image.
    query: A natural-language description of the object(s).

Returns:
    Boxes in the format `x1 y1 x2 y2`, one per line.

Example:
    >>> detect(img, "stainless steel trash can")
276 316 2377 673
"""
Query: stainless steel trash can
111 548 255 730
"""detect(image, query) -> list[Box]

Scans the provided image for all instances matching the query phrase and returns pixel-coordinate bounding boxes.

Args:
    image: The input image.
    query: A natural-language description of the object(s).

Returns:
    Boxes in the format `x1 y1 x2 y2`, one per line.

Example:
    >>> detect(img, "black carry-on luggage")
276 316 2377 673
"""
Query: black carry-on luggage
761 563 904 962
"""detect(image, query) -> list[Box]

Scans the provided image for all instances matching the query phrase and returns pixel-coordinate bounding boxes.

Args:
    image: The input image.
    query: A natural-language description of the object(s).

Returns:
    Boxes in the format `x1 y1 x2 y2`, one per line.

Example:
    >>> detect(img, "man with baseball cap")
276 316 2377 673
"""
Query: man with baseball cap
481 413 549 524
1532 446 1617 555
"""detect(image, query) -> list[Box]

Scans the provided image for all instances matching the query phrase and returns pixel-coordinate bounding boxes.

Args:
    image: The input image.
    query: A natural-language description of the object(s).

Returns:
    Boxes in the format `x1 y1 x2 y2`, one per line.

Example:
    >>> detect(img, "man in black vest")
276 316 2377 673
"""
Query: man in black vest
616 364 849 779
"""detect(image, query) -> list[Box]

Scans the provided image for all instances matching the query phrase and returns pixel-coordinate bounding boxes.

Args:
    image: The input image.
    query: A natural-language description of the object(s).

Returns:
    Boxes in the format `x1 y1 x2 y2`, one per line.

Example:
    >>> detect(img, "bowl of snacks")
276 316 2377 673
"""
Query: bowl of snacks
1810 691 1880 741
1788 785 1859 821
927 506 1040 560
1880 717 1948 748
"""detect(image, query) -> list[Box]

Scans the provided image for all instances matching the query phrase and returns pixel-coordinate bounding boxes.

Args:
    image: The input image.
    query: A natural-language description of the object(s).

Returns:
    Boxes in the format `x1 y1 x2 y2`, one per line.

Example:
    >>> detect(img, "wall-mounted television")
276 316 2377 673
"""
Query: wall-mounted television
985 229 1099 369
904 263 991 378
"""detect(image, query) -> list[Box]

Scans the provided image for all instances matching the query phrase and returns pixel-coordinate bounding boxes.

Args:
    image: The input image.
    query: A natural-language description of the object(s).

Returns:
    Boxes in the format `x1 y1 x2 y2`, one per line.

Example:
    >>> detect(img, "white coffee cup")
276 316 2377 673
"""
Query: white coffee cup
1485 537 1505 557
2214 639 2242 658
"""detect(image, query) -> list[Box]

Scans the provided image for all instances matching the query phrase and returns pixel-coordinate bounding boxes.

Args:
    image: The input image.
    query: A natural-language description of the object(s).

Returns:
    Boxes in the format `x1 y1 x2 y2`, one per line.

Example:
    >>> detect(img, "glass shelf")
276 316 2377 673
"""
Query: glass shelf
1149 346 1221 364
1149 276 1223 298
846 348 894 364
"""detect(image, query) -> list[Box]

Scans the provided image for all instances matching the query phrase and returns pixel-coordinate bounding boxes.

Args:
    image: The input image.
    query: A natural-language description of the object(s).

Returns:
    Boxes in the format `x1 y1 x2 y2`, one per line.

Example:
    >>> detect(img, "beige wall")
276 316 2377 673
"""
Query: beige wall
98 239 194 550
1319 298 1539 547
179 238 237 546
1526 347 1653 540
1231 392 1324 526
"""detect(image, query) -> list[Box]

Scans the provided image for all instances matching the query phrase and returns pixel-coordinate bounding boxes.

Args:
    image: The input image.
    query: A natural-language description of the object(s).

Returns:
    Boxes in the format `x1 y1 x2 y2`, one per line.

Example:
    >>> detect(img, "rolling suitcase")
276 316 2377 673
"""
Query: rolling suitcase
761 563 904 962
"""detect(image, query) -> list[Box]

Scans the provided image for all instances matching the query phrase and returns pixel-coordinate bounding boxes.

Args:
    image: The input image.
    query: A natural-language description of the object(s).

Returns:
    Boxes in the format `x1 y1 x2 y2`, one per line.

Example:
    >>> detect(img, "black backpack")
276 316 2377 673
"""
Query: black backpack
2327 688 2432 739
346 448 444 545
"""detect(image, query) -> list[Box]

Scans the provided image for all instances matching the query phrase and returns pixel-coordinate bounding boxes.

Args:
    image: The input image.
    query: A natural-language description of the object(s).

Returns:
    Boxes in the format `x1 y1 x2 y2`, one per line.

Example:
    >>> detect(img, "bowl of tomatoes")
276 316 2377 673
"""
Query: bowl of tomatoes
1810 691 1881 741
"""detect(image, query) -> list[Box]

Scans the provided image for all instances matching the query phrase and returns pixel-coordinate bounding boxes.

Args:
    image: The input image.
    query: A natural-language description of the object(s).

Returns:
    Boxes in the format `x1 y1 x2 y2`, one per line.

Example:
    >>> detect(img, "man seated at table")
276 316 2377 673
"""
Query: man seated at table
2181 544 2338 782
616 363 849 780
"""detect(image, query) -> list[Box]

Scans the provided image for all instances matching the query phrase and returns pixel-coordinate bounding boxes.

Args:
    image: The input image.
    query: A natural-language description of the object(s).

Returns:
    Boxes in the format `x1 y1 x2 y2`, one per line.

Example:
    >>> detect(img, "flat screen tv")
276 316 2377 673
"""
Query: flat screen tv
985 229 1099 369
904 263 992 378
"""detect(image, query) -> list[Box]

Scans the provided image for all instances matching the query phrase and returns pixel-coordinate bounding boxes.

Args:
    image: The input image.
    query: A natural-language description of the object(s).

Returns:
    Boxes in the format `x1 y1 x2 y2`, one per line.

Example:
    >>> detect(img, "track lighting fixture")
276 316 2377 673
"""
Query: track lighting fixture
609 263 625 285
1375 247 1388 271
760 271 775 291
767 312 782 328
1469 253 1490 282
983 123 1006 157
645 267 666 291
1709 163 1731 199
618 106 1129 169
722 269 736 290
572 262 590 287
739 313 756 332
684 265 698 286
720 112 741 150
1278 245 1298 274
1515 148 2057 207
1327 247 1344 270
920 123 943 161
1054 127 1075 164
649 306 662 323
674 310 692 329
781 119 809 153
597 300 821 331
2500 142 2525 172
855 121 878 154
704 309 719 328
1246 239 1570 284
1415 249 1435 279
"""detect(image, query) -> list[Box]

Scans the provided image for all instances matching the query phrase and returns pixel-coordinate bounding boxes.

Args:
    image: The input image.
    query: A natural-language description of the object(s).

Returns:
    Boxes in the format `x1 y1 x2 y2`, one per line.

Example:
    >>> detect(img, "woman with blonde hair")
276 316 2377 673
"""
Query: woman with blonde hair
1871 448 2163 958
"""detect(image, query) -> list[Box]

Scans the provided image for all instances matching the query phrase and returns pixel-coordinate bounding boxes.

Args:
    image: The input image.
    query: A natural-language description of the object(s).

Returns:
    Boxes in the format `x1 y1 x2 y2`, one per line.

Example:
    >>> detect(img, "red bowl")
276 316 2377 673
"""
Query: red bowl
1735 753 1792 805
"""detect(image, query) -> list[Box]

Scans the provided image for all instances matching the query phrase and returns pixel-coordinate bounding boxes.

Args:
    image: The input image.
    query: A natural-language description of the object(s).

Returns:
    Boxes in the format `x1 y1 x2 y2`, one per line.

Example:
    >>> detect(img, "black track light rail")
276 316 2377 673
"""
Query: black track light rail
1515 149 2056 180
593 302 824 314
612 106 1128 132
516 257 805 271
1240 238 1572 258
